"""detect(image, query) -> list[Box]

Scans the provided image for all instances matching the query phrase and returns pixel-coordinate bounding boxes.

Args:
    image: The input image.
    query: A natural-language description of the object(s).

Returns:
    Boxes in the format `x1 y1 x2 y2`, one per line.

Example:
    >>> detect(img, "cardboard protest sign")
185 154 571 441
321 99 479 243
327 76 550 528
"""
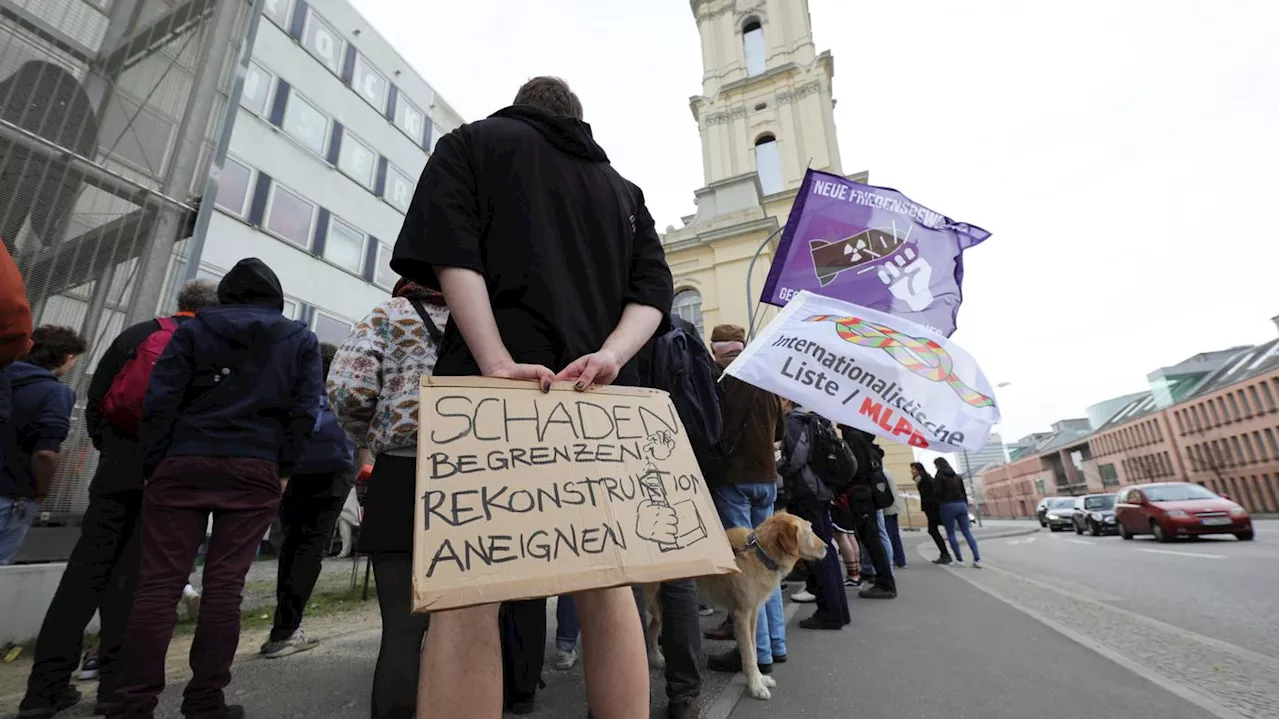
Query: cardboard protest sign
412 377 738 613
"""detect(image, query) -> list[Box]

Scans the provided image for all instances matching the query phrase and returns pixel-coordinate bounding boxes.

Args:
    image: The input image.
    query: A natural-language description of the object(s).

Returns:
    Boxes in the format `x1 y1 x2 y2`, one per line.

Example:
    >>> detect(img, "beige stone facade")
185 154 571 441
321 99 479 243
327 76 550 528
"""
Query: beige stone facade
663 0 912 496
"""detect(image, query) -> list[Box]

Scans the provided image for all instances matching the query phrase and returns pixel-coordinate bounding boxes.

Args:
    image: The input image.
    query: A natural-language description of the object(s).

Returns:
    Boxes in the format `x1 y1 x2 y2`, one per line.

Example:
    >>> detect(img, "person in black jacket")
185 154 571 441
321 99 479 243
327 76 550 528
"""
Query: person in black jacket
912 462 952 565
778 404 851 630
261 342 355 659
934 458 981 568
392 77 672 719
109 258 321 719
838 428 898 599
17 280 217 719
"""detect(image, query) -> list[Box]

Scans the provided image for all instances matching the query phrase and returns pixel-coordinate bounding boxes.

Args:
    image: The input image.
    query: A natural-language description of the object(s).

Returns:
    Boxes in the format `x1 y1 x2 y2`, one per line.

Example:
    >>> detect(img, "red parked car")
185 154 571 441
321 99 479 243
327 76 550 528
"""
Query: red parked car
1115 482 1253 542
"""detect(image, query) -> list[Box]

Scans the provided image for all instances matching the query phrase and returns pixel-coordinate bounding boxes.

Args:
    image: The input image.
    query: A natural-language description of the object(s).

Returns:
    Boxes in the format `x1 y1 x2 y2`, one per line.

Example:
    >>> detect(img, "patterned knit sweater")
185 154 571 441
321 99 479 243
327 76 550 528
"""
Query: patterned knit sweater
327 297 449 456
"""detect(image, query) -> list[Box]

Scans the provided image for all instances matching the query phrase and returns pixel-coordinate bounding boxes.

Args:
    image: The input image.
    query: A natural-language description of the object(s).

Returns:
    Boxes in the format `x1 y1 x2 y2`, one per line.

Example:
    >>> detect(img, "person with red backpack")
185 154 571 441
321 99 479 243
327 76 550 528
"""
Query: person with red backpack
17 280 218 719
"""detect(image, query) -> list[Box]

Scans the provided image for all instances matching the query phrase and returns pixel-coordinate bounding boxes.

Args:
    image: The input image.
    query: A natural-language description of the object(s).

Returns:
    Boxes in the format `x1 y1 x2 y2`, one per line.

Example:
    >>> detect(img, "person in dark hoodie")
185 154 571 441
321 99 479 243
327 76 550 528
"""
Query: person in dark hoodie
934 457 981 568
261 342 355 659
838 428 898 599
912 462 952 564
391 77 672 719
777 402 851 630
108 258 321 719
18 280 218 719
0 326 84 566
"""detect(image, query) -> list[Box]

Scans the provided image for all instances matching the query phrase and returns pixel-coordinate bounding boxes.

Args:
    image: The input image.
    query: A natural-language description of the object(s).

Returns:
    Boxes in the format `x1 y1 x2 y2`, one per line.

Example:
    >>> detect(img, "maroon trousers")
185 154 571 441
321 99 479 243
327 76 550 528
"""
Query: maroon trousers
109 457 281 719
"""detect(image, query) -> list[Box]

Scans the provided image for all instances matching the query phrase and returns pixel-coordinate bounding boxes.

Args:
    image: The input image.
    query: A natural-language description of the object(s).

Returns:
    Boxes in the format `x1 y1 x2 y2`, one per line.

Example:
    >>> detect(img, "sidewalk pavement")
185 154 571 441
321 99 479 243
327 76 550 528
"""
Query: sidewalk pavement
23 521 1213 718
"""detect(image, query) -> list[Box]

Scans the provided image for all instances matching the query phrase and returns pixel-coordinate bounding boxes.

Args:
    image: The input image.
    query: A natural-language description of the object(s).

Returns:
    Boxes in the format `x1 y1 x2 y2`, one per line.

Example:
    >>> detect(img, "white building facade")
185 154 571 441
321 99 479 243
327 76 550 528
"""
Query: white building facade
193 0 463 345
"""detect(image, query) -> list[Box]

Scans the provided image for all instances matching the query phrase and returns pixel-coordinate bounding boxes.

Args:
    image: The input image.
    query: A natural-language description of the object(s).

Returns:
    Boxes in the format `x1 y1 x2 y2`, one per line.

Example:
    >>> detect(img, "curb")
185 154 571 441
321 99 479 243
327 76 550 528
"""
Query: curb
971 526 1041 541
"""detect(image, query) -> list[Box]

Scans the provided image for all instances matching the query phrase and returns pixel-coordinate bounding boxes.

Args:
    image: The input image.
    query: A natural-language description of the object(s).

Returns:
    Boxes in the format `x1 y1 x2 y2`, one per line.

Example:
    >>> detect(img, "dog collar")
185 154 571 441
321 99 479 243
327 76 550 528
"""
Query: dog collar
745 532 780 572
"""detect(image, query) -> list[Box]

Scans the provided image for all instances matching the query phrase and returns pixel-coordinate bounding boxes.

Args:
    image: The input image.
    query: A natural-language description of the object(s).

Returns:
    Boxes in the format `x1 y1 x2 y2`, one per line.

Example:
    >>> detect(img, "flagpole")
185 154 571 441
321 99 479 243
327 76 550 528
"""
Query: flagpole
746 225 786 340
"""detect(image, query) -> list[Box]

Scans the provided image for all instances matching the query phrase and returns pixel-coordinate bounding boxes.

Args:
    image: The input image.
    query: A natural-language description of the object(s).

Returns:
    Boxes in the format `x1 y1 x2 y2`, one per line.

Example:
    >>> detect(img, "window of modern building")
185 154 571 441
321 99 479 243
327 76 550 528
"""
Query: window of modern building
1230 436 1244 466
754 134 782 196
395 94 426 144
1262 383 1277 410
264 184 315 248
313 311 353 346
373 241 396 290
214 157 253 216
385 163 415 213
672 288 704 338
1265 427 1278 458
429 122 445 153
1198 403 1210 428
263 0 293 28
1254 431 1268 460
282 298 299 320
282 92 330 157
325 217 366 273
1235 390 1249 418
1242 433 1257 463
302 10 345 75
742 19 766 76
352 54 388 112
241 62 274 116
337 131 377 189
1207 401 1220 425
1247 384 1264 414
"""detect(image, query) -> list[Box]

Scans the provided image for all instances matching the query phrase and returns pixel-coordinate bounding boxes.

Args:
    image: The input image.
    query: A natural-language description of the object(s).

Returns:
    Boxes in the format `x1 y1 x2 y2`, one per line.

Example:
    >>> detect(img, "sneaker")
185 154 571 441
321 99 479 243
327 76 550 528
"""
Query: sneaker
78 650 100 681
857 586 897 600
668 698 701 719
507 692 537 715
184 591 201 622
972 560 983 568
707 649 772 675
260 629 318 659
844 576 862 588
554 648 578 670
789 589 817 603
16 686 81 718
798 615 844 630
932 556 953 565
696 603 715 617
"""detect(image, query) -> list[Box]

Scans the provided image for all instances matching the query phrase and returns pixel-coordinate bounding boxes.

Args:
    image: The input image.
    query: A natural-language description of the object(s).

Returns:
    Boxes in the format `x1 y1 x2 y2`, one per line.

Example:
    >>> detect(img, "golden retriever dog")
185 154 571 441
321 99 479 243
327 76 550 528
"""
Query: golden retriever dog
642 512 827 701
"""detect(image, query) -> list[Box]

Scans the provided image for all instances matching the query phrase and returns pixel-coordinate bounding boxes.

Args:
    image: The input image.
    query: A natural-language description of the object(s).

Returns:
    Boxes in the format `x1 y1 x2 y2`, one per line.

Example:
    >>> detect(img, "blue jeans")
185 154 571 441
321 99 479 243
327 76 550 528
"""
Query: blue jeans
0 496 38 565
555 595 580 652
858 510 894 579
884 513 907 567
940 501 980 561
712 482 786 664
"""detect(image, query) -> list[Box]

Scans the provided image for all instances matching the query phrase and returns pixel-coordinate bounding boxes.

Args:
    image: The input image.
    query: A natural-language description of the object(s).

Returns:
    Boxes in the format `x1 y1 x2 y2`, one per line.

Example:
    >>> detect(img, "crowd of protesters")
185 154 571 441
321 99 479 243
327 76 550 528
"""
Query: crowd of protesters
0 77 982 719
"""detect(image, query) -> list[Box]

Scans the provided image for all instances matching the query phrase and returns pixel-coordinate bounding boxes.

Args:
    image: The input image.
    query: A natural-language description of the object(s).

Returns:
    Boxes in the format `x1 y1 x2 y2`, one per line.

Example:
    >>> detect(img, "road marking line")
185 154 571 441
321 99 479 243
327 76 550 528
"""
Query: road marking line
1066 539 1094 546
1136 548 1227 560
1006 535 1038 545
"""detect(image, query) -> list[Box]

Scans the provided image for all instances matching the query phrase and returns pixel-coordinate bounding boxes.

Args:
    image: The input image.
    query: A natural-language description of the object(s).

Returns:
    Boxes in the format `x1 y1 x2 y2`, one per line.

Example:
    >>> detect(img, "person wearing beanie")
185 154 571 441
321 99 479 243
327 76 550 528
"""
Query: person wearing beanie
110 258 322 719
702 323 790 675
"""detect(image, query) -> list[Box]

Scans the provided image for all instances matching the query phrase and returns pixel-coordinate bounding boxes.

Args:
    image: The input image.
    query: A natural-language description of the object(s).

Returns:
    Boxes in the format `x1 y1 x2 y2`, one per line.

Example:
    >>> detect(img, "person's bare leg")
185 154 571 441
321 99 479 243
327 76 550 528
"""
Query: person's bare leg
575 587 649 719
419 603 501 718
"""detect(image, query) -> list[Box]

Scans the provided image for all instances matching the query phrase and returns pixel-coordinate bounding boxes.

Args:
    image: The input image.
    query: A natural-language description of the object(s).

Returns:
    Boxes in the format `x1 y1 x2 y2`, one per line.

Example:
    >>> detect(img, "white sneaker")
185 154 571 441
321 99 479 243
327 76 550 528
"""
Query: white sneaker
183 591 201 621
972 560 983 569
790 589 817 603
553 648 578 670
260 628 319 658
697 603 715 617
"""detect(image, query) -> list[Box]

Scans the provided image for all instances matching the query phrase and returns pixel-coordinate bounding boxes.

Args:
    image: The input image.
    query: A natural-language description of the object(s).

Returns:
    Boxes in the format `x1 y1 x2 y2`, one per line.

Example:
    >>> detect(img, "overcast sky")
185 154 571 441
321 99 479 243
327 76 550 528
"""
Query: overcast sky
353 0 1279 443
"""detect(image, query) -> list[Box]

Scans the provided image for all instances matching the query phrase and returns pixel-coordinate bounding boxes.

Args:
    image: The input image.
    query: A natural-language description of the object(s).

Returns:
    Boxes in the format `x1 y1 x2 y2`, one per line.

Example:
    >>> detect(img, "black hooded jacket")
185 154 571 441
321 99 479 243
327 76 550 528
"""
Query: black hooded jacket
391 104 673 383
139 258 321 475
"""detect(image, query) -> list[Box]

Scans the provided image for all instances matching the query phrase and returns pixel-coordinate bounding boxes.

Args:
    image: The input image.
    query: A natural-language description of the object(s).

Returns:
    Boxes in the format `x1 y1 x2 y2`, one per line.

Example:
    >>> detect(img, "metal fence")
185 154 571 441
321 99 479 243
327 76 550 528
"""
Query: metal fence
1 0 251 524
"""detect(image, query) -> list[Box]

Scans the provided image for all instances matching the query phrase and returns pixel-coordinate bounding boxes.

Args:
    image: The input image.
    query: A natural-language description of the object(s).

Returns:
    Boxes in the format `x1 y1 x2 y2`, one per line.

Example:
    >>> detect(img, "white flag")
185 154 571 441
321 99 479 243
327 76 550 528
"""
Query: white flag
724 291 1000 452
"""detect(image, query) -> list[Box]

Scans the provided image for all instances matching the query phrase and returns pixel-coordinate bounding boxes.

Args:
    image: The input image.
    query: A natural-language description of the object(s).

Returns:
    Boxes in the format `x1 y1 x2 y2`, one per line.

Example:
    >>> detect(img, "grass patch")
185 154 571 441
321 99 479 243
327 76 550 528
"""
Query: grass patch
173 582 378 637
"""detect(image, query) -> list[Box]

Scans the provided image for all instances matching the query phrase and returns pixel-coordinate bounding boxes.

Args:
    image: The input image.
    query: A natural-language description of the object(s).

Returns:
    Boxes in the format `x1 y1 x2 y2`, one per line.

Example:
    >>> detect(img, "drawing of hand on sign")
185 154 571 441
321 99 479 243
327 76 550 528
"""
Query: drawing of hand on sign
877 246 935 312
637 431 708 552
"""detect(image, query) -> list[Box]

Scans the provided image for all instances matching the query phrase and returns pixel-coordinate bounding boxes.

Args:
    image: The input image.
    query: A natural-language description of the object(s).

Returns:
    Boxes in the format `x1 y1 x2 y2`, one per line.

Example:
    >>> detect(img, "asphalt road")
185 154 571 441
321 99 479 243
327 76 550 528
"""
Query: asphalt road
978 519 1278 656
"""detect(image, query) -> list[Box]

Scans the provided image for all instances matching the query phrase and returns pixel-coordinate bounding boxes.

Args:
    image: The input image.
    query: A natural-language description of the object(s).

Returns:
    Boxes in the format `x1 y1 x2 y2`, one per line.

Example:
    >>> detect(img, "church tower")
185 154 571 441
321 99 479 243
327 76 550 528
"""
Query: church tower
689 0 844 193
662 0 860 340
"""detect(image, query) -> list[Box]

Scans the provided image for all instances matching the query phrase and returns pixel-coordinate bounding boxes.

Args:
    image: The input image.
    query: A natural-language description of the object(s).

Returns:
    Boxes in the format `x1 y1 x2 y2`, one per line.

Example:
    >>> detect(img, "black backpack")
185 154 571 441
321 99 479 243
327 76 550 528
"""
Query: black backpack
802 415 857 494
843 429 895 510
649 319 724 467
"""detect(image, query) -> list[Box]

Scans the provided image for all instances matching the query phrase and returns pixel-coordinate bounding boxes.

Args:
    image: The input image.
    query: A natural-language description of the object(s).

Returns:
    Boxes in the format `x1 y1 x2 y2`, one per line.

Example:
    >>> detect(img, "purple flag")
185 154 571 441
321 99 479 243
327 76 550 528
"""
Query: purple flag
761 169 991 337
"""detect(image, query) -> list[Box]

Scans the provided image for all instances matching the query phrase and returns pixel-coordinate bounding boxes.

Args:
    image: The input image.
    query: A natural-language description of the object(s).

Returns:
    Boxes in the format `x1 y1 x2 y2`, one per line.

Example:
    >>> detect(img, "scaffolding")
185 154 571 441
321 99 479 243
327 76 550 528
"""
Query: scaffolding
1 0 252 523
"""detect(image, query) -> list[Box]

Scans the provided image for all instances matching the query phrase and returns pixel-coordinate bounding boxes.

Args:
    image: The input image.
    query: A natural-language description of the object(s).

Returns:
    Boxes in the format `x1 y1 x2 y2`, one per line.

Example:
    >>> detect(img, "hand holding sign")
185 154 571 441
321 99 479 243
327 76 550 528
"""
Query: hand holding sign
556 348 623 390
